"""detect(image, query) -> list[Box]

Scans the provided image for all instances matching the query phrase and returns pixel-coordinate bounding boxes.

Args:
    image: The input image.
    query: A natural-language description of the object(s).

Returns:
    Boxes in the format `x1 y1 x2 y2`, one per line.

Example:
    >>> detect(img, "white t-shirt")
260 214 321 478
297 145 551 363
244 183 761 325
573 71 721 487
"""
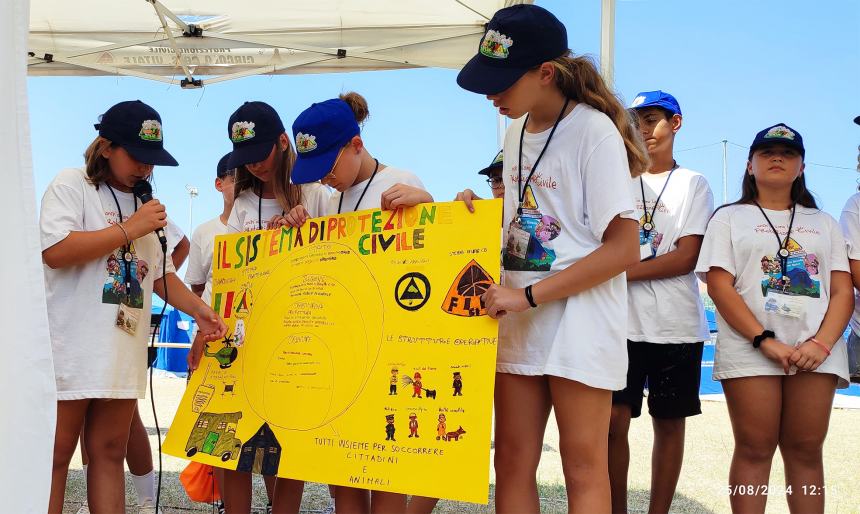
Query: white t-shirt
165 217 185 255
40 168 176 400
695 204 850 387
185 216 227 305
627 167 713 343
498 103 636 390
838 192 860 335
228 182 331 233
327 167 425 215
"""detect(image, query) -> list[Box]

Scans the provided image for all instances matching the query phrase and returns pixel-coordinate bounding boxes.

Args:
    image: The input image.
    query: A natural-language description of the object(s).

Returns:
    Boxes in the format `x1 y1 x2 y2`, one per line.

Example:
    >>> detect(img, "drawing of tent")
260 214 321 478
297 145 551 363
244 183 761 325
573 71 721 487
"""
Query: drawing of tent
234 288 252 318
236 422 281 476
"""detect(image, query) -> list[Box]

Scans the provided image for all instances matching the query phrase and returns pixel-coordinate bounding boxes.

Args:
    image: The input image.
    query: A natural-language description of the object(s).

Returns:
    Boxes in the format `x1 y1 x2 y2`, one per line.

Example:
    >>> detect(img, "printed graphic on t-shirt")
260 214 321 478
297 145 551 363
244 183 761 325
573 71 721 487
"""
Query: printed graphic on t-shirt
103 241 149 308
759 237 820 299
504 185 561 271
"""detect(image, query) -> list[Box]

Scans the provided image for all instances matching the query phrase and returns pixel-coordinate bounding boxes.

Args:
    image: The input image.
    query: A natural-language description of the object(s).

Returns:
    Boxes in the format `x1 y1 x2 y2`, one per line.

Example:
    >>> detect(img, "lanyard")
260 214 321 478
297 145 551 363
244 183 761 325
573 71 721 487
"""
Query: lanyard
754 201 797 277
338 159 379 214
105 184 138 293
517 99 569 214
257 187 285 230
639 163 678 234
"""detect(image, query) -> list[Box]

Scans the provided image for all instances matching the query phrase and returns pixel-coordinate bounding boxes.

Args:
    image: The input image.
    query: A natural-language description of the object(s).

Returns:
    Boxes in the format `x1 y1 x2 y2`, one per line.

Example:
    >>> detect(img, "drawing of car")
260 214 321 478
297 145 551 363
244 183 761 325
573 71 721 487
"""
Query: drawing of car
185 412 243 462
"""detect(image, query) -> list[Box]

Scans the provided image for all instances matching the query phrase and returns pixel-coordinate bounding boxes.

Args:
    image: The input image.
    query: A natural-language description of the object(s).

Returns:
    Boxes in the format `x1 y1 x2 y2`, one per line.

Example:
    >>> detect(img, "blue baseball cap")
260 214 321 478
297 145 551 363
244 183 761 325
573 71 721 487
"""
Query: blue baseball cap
478 149 504 176
457 4 568 95
216 152 234 178
749 123 805 159
226 101 285 169
290 99 361 184
94 100 178 166
629 90 682 116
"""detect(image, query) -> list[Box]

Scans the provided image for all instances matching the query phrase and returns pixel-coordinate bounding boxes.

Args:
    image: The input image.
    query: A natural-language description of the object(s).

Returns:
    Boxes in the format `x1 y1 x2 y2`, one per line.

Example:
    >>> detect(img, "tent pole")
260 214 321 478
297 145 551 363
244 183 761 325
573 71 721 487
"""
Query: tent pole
147 0 195 82
600 0 616 84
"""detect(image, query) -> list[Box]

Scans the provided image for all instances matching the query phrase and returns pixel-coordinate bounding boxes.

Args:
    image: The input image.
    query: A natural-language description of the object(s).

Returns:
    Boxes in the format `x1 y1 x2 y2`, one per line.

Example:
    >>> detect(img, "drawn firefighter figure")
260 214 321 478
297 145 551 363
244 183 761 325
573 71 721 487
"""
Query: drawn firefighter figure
408 413 419 438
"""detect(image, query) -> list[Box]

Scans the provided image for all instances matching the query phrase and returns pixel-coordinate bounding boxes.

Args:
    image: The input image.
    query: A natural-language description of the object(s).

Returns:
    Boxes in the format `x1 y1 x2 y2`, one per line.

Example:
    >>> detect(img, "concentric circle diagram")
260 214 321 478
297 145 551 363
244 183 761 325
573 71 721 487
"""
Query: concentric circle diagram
242 242 384 431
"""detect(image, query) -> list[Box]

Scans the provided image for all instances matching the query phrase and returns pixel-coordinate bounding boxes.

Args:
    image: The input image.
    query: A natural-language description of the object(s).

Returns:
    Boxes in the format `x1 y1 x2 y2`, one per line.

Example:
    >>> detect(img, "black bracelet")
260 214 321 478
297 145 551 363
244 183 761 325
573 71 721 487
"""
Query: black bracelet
524 285 538 308
752 330 775 349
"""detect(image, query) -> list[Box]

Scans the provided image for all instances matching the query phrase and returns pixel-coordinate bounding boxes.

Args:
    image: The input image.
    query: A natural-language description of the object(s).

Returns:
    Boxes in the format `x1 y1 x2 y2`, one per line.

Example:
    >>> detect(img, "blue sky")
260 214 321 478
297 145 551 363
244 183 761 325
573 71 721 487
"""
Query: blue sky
28 0 860 277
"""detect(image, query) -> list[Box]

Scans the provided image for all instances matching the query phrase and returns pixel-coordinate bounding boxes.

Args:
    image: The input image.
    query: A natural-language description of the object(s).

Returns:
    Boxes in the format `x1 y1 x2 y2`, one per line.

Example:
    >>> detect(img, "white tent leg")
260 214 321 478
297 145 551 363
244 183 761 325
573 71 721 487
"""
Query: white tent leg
600 0 615 85
1 0 56 512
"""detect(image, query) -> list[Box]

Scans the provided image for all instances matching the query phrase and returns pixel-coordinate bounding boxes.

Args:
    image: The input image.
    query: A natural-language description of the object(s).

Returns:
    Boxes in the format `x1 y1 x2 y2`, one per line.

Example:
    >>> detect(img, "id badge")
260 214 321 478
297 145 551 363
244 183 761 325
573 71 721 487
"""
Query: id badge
763 290 805 319
506 221 530 260
116 303 142 335
640 243 655 261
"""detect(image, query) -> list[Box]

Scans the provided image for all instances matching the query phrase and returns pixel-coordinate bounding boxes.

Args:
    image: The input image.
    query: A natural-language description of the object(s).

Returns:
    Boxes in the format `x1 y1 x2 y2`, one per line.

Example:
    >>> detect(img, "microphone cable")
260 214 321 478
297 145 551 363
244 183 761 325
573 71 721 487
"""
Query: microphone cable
149 239 168 514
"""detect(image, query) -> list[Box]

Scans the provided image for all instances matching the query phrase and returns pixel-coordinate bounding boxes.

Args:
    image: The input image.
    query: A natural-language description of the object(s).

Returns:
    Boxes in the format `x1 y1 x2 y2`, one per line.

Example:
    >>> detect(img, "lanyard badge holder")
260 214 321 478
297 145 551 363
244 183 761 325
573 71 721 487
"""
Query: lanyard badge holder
756 202 804 318
508 99 569 260
638 165 676 261
107 185 143 335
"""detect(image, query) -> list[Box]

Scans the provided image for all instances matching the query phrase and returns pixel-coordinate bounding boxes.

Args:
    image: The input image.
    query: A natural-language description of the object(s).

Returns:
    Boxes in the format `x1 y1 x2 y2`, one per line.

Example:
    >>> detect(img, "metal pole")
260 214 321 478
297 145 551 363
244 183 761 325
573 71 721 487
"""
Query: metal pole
600 0 616 84
186 185 198 234
721 140 728 204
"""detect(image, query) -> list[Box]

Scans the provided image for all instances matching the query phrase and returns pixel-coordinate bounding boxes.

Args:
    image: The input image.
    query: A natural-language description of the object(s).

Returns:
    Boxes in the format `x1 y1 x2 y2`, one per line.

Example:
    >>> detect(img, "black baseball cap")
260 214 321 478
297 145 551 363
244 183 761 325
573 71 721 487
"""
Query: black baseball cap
478 149 503 176
226 101 285 169
94 100 178 166
216 152 234 178
457 4 568 95
748 123 805 159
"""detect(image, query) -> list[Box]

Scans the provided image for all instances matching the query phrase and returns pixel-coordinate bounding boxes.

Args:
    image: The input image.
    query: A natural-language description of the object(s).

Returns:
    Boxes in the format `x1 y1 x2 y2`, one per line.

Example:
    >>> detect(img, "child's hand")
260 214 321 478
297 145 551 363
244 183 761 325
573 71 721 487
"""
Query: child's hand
266 214 289 229
481 284 529 319
380 184 433 210
125 199 167 240
790 339 829 371
759 337 796 374
187 332 205 373
283 205 310 227
454 189 483 213
194 306 227 343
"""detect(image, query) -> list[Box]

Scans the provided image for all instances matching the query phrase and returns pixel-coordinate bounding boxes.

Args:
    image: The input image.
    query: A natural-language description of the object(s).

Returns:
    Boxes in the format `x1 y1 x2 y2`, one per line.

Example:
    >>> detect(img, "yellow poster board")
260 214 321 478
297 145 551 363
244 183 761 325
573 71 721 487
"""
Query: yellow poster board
163 200 502 503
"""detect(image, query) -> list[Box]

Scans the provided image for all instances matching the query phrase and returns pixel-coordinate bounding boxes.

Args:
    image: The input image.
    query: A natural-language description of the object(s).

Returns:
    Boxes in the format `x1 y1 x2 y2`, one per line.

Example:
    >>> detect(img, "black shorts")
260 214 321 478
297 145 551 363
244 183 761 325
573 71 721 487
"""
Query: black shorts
612 340 703 419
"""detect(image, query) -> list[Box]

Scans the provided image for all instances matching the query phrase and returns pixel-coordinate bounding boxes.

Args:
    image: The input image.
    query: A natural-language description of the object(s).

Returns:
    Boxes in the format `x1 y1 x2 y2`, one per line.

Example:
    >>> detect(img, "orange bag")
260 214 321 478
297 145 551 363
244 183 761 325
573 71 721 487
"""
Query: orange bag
179 461 221 503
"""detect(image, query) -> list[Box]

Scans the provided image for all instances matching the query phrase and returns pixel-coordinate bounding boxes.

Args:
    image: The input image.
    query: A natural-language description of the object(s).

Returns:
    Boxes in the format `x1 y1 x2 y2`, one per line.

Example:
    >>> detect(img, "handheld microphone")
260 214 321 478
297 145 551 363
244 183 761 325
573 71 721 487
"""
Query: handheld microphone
132 180 168 251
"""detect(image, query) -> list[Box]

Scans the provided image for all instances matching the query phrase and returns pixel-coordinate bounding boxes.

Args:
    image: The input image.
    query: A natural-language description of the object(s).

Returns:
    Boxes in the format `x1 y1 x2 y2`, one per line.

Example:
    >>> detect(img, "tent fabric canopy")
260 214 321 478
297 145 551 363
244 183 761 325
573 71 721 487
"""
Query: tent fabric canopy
28 0 530 86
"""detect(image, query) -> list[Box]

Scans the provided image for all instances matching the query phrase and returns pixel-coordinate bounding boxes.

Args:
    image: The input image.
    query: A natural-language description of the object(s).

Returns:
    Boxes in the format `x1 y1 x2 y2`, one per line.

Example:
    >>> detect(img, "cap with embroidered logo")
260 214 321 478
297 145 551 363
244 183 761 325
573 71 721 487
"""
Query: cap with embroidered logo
290 99 361 184
94 100 178 166
226 101 285 169
478 149 504 176
749 123 805 159
629 90 682 116
457 4 568 95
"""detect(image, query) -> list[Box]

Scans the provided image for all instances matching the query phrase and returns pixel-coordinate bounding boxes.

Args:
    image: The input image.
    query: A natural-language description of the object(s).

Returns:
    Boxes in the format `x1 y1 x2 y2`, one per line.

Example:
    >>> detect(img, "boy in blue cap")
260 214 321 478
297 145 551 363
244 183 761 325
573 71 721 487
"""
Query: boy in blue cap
609 90 714 514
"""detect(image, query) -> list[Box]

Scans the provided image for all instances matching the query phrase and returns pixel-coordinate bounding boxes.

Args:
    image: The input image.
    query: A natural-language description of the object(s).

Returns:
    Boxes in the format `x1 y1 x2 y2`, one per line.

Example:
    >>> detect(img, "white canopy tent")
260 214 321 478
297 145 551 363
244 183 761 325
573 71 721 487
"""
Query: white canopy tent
29 0 530 87
11 1 619 510
28 0 617 87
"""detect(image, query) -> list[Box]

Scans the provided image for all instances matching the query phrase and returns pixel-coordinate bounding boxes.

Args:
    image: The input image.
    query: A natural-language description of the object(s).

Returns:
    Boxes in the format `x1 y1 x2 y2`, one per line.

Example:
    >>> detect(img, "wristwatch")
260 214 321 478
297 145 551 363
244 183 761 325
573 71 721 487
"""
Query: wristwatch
752 330 775 349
